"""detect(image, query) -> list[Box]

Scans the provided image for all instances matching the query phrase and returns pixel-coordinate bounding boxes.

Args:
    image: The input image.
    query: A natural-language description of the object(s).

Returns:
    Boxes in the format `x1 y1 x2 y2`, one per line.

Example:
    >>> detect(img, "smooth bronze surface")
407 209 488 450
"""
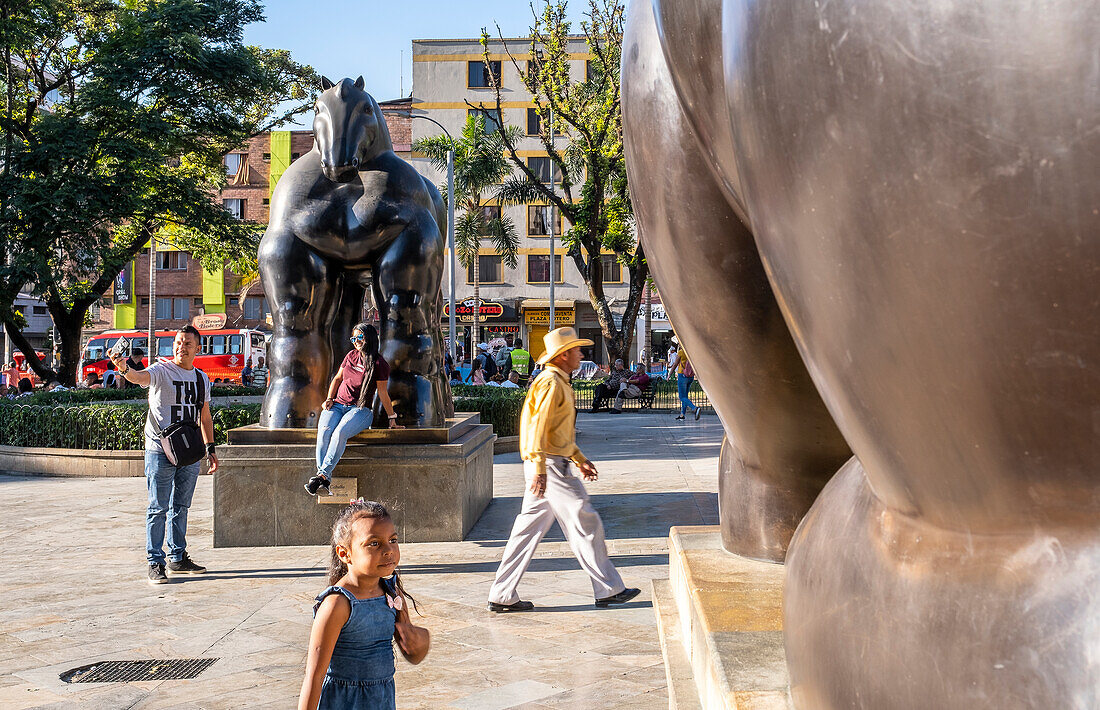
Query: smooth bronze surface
624 0 1100 705
622 0 850 562
259 77 447 428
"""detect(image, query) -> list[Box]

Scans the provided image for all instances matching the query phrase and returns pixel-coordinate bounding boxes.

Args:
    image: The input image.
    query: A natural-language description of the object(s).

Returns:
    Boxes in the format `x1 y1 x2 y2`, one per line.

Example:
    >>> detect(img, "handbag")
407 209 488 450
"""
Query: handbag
151 370 207 466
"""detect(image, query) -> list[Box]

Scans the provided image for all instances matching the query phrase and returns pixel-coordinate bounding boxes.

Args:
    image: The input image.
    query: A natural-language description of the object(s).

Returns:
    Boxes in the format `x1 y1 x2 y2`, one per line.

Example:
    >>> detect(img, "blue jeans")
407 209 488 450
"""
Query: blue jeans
316 403 374 478
677 374 699 415
145 450 200 565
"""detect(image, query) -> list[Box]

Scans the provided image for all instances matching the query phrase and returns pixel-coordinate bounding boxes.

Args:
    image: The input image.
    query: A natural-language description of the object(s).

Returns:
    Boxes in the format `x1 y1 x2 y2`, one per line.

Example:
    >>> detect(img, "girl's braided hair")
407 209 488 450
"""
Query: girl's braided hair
328 499 419 612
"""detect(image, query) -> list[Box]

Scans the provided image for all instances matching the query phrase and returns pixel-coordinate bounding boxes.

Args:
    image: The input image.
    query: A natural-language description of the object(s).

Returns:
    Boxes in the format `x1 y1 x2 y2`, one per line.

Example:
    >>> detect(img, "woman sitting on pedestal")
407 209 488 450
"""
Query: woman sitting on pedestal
306 323 402 497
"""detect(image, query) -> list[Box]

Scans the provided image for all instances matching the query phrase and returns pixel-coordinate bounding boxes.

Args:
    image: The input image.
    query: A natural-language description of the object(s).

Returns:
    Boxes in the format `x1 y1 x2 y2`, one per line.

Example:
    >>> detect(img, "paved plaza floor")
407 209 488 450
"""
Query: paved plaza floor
0 412 721 709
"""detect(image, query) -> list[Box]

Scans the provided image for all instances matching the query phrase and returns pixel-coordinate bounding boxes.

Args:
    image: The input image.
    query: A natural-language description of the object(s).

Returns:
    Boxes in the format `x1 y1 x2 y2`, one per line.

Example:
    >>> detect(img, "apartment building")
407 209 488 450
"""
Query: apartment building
410 37 631 363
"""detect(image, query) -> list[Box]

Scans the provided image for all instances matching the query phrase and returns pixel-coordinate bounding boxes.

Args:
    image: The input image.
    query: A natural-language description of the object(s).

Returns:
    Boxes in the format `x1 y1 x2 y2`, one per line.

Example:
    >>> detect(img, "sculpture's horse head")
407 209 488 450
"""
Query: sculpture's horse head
313 76 392 182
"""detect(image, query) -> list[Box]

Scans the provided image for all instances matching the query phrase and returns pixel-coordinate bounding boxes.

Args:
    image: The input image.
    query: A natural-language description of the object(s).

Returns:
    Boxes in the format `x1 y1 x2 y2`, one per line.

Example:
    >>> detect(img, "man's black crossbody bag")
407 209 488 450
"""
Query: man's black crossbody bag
150 370 206 467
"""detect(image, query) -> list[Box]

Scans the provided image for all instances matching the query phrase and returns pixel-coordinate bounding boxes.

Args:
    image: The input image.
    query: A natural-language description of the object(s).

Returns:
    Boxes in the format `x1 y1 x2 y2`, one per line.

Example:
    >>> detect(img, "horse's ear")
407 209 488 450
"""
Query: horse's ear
321 76 335 91
354 75 365 90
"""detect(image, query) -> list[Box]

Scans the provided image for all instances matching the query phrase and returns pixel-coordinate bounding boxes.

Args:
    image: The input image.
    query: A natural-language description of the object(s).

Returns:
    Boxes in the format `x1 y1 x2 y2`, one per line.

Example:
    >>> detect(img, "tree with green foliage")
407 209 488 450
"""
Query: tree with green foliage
480 0 644 364
413 114 521 348
0 0 316 385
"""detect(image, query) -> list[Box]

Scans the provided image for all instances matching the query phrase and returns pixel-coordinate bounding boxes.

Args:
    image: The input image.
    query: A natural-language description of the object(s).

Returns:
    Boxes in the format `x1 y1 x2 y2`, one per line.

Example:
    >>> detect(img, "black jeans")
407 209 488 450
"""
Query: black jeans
592 383 615 410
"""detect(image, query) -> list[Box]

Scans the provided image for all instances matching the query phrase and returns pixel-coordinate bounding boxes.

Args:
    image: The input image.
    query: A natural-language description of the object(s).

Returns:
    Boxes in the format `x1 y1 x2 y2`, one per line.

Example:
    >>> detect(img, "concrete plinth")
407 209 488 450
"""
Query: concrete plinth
654 526 792 710
213 413 494 546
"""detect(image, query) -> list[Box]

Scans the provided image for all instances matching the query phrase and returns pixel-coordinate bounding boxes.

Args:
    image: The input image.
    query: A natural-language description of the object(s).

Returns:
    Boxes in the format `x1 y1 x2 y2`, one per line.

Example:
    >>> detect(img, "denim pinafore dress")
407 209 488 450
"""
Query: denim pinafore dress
314 580 399 710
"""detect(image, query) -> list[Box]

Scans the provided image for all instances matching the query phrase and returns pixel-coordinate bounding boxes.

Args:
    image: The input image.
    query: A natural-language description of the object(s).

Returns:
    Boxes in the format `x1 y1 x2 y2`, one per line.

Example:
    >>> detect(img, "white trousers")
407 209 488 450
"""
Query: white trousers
488 457 626 604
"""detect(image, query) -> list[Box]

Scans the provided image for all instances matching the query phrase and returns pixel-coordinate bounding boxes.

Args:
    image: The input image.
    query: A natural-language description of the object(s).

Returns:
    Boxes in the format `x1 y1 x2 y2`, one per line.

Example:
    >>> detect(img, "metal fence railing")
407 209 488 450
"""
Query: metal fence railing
570 379 710 411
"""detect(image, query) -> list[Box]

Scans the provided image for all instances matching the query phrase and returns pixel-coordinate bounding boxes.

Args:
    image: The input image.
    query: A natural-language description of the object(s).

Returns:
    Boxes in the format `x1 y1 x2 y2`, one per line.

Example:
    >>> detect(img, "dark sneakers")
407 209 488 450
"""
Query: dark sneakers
694 407 702 421
148 563 168 585
487 600 535 613
304 474 332 496
167 553 206 574
596 587 641 608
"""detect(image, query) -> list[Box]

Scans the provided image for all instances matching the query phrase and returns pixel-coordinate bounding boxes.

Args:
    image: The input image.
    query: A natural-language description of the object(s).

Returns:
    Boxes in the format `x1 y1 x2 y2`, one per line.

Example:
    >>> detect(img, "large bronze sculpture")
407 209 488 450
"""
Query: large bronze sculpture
623 0 1100 707
259 77 447 428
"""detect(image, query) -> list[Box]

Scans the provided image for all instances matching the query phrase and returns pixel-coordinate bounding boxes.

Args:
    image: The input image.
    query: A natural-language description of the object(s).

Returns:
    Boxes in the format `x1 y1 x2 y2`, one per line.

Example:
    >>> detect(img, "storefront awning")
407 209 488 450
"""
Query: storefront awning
520 299 576 310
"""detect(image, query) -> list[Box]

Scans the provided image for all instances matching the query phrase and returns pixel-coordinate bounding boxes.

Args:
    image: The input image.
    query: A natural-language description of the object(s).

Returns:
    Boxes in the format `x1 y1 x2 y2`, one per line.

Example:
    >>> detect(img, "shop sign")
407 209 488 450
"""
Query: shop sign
113 262 133 304
524 309 575 326
443 298 508 323
192 313 228 330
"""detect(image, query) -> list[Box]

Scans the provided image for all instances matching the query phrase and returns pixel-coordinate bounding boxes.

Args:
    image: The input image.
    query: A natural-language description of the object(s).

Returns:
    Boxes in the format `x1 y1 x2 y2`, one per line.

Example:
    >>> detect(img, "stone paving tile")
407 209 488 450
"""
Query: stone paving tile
0 411 721 708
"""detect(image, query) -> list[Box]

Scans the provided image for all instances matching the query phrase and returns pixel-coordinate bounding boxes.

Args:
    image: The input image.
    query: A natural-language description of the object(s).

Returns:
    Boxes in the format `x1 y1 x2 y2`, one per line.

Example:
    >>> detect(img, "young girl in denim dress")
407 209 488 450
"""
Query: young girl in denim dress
298 500 430 710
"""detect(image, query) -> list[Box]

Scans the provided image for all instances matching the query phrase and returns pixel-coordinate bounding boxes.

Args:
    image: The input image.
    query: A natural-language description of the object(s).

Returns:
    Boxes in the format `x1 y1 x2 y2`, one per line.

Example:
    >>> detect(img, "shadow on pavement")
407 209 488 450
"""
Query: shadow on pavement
465 490 718 543
525 600 653 613
399 553 668 576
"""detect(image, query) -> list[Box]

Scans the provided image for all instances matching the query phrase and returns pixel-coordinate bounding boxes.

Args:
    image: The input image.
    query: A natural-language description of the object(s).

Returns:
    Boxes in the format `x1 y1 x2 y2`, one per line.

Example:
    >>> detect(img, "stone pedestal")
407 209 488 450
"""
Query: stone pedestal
653 526 792 710
213 414 494 546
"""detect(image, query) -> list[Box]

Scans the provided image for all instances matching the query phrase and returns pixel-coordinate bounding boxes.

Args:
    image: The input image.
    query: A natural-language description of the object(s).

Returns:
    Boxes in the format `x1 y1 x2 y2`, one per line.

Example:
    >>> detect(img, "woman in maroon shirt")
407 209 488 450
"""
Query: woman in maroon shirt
305 324 401 496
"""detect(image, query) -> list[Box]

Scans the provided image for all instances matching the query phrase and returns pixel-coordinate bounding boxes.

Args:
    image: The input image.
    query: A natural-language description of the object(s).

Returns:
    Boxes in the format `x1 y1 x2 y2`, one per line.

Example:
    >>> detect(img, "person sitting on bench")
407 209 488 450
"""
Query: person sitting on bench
609 363 651 414
590 359 629 412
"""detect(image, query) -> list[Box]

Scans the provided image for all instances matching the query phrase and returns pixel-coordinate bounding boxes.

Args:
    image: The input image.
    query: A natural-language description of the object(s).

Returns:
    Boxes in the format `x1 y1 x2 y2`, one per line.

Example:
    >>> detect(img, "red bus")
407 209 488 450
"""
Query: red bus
81 328 268 384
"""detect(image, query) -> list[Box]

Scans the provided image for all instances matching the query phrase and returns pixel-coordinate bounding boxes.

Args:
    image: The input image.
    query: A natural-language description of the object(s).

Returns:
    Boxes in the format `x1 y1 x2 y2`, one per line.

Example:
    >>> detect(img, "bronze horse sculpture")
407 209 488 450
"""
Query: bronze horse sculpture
259 76 447 429
623 0 1100 707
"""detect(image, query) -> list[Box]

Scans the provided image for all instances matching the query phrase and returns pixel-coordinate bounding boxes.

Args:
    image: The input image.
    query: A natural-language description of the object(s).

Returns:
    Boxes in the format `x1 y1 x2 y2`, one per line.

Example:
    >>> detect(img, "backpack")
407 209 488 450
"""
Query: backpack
683 358 696 378
480 352 498 378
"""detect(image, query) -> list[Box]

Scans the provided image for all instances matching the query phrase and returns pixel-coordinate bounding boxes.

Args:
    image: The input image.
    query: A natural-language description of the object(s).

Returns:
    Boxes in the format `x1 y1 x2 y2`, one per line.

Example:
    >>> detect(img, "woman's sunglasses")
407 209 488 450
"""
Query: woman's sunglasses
350 335 365 343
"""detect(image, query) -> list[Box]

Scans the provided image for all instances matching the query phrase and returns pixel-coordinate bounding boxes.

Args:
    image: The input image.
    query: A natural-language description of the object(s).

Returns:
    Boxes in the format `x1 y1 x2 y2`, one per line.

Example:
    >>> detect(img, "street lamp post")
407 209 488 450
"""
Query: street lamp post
548 108 555 332
410 114 457 363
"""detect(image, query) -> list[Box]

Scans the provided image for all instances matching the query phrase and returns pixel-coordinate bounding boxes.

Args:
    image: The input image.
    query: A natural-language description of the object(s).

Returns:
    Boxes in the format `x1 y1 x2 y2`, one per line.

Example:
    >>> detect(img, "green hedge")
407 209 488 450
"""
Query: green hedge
0 403 262 450
453 391 525 437
21 385 265 406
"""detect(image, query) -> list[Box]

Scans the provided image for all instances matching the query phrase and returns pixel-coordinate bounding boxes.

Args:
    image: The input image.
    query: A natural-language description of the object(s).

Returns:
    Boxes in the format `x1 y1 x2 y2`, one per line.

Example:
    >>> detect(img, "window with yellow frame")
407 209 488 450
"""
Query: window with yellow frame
466 254 504 284
526 253 564 284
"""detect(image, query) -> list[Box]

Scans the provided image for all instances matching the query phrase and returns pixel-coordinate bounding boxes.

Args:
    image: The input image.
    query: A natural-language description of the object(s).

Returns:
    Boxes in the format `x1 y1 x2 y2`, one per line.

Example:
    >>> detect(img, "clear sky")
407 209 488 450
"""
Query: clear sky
245 1 591 127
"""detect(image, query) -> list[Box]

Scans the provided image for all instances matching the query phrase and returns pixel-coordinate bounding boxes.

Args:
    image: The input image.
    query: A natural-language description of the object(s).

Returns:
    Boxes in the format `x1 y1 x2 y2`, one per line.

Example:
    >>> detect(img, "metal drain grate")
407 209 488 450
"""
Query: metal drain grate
60 658 218 683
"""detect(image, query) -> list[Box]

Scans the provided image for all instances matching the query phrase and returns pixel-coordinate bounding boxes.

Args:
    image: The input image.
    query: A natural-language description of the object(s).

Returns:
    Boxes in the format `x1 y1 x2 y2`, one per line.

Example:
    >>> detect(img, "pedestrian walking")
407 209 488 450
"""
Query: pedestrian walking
487 327 641 612
305 323 402 497
669 345 701 420
298 500 430 710
110 325 218 585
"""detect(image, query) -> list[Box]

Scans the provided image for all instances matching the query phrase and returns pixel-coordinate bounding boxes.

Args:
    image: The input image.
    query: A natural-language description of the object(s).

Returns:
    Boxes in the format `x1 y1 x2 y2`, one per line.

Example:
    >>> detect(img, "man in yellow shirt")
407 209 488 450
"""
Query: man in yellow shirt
487 327 640 612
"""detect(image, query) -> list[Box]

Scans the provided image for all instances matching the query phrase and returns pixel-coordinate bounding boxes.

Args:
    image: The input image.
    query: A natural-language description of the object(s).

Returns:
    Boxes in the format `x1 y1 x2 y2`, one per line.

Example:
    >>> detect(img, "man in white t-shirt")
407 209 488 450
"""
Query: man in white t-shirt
111 325 219 585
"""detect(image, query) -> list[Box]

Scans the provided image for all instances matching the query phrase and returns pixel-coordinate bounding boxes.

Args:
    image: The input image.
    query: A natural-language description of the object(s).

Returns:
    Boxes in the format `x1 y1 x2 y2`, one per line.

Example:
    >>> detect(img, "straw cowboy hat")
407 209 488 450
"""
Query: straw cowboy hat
537 327 594 365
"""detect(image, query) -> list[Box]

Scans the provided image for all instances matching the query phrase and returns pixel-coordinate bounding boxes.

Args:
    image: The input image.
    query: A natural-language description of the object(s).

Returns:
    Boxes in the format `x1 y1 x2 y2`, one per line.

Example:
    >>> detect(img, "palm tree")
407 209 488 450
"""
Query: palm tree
414 114 520 349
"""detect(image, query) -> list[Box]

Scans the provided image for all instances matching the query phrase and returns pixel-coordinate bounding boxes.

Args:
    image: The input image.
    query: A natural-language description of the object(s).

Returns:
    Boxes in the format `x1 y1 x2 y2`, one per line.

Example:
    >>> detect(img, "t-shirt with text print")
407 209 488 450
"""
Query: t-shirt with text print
143 360 210 451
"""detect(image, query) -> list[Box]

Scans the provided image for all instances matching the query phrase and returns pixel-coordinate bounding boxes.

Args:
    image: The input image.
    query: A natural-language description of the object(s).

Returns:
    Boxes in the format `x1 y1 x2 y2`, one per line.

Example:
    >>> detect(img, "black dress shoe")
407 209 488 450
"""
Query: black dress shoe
595 587 641 607
487 600 535 613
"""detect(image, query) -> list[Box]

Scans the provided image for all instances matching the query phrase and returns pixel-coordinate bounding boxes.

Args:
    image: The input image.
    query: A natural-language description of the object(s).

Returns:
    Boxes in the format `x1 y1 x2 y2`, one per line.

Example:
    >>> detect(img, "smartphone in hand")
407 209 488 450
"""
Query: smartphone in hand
107 337 128 360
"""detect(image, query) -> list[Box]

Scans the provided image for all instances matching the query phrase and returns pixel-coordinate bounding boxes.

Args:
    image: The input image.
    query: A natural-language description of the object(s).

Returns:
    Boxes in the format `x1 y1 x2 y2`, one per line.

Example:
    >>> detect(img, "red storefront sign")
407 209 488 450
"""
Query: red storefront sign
443 298 506 321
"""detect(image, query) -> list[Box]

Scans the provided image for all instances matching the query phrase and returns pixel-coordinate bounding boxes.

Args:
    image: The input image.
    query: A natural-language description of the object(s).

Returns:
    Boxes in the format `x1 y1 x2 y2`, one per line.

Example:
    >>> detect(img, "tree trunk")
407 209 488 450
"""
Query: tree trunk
472 257 480 347
587 248 649 367
53 313 84 386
